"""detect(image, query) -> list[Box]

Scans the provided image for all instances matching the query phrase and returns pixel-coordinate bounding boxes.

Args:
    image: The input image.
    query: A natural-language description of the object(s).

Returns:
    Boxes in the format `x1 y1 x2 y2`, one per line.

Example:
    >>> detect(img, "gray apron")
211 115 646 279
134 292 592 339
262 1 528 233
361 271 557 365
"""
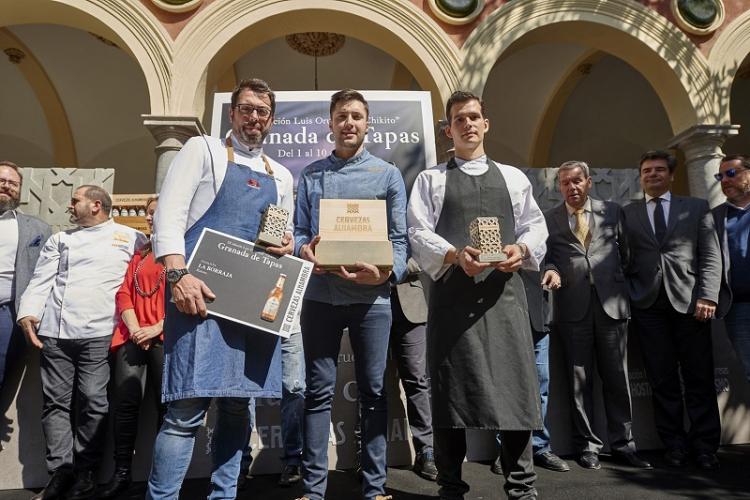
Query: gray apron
427 159 541 430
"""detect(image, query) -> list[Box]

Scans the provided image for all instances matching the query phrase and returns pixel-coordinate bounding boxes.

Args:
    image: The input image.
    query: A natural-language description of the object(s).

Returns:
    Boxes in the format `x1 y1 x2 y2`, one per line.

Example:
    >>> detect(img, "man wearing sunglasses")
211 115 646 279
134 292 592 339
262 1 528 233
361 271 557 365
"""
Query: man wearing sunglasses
713 154 750 384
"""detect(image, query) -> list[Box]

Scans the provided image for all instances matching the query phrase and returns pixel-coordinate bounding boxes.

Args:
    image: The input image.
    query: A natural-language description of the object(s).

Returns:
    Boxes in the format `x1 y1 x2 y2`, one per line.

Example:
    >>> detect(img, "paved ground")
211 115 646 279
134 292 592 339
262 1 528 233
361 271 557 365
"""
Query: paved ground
3 445 749 499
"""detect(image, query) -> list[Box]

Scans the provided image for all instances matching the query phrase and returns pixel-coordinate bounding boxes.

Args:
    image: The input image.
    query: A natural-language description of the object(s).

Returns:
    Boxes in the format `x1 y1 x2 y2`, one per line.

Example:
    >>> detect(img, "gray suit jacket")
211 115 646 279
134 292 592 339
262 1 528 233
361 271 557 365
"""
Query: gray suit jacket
622 195 721 314
544 198 630 323
13 213 52 313
712 203 733 319
519 269 549 334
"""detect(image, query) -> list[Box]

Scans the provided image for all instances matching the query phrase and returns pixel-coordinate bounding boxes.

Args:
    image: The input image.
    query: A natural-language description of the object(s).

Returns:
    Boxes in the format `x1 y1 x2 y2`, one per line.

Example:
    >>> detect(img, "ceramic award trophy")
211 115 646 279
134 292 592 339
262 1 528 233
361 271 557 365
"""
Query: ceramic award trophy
315 199 393 270
469 216 506 262
256 204 289 248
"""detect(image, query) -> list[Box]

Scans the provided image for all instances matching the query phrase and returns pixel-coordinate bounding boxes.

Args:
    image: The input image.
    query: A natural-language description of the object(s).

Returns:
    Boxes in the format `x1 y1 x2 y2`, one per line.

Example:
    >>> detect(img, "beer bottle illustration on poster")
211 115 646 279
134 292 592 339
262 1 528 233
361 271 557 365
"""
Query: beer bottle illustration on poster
261 274 286 322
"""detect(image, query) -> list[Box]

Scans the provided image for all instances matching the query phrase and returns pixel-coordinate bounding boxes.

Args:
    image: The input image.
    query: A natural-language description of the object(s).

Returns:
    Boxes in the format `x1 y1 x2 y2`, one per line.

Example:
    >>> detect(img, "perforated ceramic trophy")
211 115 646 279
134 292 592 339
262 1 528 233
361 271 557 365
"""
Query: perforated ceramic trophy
469 216 506 263
315 199 393 270
256 204 289 248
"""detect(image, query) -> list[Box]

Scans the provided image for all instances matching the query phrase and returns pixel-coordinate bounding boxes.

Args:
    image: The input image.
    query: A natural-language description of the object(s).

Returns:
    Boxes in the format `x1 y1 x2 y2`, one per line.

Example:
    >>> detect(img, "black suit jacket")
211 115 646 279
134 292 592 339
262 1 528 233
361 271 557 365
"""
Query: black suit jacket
712 203 733 319
622 195 721 314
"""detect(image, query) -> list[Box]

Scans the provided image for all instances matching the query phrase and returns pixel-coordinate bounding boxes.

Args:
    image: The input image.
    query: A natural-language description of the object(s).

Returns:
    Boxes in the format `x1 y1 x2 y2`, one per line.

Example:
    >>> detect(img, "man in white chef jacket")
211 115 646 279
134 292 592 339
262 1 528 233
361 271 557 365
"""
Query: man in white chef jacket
18 185 146 500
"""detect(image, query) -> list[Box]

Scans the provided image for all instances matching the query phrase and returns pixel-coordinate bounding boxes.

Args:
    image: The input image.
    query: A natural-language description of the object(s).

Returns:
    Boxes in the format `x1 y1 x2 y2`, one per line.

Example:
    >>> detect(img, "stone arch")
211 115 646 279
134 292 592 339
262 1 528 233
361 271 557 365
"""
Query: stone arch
0 28 77 165
462 0 716 134
0 0 173 115
171 0 460 120
709 9 750 122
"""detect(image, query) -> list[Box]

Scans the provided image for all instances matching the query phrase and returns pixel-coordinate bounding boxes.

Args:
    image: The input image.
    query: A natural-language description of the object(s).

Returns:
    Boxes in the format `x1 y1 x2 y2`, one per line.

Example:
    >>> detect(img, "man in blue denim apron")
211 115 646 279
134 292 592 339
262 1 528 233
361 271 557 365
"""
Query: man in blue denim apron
148 79 296 499
293 89 408 500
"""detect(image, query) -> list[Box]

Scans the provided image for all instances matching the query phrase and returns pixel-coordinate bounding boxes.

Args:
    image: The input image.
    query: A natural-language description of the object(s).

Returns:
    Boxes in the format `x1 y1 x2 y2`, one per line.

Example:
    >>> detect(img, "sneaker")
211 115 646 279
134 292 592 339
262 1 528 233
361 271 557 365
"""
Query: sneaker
278 464 302 487
413 448 438 481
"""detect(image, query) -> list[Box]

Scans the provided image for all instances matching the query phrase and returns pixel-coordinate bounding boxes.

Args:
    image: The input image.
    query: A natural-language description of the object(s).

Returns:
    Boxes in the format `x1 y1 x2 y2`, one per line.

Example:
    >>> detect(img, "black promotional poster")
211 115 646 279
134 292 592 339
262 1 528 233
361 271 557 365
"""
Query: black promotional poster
210 90 437 193
186 228 312 338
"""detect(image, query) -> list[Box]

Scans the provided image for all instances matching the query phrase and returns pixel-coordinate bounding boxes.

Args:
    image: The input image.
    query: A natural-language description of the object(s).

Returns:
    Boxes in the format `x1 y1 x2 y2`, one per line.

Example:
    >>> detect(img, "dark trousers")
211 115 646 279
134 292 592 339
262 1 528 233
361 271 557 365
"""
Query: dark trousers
110 340 166 467
558 289 634 454
40 335 111 472
435 428 536 499
631 288 720 454
0 303 23 390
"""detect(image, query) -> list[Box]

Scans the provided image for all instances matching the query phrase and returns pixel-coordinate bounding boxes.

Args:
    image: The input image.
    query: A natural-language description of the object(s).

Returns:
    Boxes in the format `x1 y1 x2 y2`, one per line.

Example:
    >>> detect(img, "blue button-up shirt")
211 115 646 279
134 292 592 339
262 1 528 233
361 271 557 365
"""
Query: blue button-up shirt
294 149 408 305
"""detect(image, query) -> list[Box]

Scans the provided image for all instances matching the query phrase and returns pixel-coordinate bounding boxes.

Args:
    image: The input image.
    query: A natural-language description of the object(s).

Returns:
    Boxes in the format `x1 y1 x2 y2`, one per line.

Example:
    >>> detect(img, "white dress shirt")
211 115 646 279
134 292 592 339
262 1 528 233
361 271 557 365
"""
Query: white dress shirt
407 155 548 281
644 191 672 233
17 219 146 339
153 134 295 260
0 210 18 305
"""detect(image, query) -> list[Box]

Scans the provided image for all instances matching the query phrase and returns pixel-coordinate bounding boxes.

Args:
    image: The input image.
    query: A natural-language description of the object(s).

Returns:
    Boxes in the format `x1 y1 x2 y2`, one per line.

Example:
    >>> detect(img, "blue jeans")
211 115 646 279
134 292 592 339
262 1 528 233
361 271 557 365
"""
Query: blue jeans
146 397 249 499
300 300 391 500
497 332 550 455
241 330 305 471
725 302 750 383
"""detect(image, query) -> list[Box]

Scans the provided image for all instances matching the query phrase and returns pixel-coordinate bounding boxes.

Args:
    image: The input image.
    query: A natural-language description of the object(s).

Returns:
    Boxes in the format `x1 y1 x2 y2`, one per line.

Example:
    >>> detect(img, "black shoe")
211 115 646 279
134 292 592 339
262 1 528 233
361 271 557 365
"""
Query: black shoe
490 454 503 475
664 448 687 467
534 451 570 472
30 466 75 500
278 464 302 487
577 451 601 470
695 452 719 470
413 448 437 481
98 466 132 498
611 451 653 469
66 470 95 500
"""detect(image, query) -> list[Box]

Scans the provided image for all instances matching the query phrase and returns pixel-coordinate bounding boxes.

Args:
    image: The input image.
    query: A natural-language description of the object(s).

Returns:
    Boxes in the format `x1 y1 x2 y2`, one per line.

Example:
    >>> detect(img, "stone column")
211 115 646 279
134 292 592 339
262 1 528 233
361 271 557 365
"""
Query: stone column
142 115 206 191
669 124 739 207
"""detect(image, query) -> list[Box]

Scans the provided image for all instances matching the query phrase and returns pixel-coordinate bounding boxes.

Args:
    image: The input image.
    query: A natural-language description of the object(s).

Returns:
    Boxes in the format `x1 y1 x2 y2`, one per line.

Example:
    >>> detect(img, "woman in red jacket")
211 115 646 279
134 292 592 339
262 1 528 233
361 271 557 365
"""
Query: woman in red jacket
101 197 166 498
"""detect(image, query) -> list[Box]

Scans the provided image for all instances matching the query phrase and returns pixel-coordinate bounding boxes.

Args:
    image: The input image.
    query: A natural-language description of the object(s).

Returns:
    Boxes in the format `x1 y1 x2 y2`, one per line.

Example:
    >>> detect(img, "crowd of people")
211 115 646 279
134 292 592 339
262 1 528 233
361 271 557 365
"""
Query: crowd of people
0 78 748 500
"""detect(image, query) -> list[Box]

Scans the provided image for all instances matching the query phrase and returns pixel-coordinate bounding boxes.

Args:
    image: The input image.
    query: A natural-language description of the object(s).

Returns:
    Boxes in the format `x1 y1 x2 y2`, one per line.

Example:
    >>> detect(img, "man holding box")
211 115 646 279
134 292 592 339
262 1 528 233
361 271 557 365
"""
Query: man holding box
294 89 408 500
407 90 547 499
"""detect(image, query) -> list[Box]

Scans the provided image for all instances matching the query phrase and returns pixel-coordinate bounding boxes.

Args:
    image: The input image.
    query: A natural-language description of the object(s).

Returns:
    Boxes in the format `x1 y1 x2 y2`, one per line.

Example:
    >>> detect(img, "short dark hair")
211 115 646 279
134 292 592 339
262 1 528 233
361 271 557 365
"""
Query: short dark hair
722 154 750 170
329 89 369 117
78 185 113 213
639 150 677 173
0 160 23 182
231 78 276 116
445 90 486 122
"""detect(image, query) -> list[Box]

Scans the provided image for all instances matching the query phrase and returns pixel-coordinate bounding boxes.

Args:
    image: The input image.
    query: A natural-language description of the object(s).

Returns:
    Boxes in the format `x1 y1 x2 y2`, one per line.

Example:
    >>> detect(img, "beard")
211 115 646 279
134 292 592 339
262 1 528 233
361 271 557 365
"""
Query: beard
235 123 268 149
0 194 19 213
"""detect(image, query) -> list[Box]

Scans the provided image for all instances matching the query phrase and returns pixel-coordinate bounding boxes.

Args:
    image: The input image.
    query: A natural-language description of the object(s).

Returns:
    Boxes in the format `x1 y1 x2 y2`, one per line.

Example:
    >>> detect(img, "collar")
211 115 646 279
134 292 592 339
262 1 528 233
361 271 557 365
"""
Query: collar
80 218 114 231
453 155 488 174
726 200 750 211
645 191 672 203
230 134 263 158
565 198 592 215
0 209 17 221
330 148 370 166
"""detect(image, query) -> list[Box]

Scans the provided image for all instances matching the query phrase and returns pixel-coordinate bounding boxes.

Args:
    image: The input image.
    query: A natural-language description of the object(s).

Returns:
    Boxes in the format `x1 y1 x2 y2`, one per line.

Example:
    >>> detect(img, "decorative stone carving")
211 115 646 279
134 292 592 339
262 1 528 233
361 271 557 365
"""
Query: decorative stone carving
286 33 345 57
520 168 642 211
19 168 115 231
469 216 505 262
4 47 24 64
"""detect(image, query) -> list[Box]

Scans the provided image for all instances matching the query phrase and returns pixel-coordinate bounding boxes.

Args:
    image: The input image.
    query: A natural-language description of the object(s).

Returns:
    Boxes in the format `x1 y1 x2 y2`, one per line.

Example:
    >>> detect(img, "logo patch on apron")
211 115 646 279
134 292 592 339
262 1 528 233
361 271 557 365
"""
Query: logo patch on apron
247 179 260 189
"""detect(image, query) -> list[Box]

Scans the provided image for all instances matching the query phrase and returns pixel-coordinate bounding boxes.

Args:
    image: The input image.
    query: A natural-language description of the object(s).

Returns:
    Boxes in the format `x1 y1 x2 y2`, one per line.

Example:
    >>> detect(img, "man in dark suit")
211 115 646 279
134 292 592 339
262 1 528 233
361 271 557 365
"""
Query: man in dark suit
0 160 51 392
544 160 649 470
623 150 722 470
712 154 750 383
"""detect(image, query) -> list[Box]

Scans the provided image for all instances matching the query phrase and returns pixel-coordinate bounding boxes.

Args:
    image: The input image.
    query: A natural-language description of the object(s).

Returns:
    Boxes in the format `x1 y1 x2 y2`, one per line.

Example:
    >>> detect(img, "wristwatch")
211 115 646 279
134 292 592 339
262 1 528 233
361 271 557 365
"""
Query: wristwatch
166 268 190 284
517 243 530 260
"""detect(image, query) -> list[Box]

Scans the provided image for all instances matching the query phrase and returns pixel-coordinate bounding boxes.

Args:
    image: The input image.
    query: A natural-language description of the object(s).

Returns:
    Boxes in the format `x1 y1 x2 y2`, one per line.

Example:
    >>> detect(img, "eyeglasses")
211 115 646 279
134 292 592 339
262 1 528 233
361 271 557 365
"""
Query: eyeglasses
714 168 748 181
0 178 20 189
234 104 272 119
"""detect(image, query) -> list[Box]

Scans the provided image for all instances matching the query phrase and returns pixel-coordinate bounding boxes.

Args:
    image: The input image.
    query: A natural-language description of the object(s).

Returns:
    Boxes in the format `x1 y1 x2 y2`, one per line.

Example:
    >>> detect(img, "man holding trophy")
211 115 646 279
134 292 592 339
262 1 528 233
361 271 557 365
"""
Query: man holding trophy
293 89 408 500
407 90 548 500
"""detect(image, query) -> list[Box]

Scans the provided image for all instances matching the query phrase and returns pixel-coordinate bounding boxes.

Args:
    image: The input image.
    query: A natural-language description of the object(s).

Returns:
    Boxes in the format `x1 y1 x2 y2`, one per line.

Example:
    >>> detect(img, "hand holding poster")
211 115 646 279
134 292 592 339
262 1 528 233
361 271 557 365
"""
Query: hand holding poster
186 228 313 338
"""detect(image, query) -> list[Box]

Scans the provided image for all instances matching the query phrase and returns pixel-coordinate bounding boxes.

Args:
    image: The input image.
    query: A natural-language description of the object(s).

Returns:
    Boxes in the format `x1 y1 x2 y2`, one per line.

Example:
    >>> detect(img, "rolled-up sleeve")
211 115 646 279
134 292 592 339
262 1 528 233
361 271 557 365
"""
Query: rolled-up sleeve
514 180 548 271
407 171 453 281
